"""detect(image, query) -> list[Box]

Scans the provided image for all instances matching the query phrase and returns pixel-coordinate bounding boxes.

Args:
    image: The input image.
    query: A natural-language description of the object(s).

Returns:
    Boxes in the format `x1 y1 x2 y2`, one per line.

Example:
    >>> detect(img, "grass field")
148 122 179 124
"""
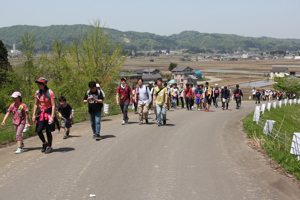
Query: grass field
243 104 300 180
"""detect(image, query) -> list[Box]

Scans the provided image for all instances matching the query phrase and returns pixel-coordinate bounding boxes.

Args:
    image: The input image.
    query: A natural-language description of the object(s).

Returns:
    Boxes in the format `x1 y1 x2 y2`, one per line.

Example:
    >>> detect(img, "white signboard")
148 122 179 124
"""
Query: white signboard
278 101 282 108
263 120 275 136
261 104 266 114
249 96 251 100
298 99 300 104
284 99 288 106
289 99 292 105
294 99 297 104
267 103 271 111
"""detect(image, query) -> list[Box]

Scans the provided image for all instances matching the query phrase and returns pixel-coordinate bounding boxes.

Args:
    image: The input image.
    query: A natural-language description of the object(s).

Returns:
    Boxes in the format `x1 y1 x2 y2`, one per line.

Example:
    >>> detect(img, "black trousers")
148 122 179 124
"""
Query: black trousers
185 97 193 110
120 101 129 120
235 97 241 108
180 97 184 108
37 120 53 147
255 97 260 104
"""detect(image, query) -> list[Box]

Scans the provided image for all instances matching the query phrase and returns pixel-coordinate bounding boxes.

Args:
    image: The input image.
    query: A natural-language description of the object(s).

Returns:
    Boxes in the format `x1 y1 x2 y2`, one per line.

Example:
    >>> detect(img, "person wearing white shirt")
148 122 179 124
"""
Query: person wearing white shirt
252 88 256 100
136 78 151 125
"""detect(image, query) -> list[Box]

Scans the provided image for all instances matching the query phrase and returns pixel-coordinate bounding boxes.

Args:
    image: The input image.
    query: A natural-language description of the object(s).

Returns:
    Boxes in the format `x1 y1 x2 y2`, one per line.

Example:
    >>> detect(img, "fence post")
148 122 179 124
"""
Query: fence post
290 133 300 161
267 103 271 111
253 106 261 124
298 99 300 104
278 101 282 108
261 104 266 114
249 96 251 100
284 99 287 106
263 120 275 136
273 101 277 109
289 99 292 105
294 99 297 104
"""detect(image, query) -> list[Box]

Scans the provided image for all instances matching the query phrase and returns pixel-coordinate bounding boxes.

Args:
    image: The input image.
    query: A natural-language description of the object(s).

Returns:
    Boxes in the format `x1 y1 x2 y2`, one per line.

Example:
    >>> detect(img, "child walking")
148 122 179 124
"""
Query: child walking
1 92 30 154
58 96 73 139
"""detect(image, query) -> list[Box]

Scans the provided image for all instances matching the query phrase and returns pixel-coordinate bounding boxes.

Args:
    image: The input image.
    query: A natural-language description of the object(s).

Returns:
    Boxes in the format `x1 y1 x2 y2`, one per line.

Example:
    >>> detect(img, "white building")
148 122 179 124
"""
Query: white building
270 67 288 79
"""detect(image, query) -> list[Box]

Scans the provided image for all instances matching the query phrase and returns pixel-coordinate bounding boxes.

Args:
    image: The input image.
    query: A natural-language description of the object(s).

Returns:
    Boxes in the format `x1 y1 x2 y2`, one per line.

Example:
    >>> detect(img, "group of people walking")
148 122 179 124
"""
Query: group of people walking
1 76 245 154
252 88 297 104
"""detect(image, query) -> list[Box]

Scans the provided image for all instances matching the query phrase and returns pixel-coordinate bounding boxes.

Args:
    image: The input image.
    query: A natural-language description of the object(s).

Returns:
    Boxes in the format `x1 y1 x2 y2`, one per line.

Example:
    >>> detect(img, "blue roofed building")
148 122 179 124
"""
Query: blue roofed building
193 70 202 79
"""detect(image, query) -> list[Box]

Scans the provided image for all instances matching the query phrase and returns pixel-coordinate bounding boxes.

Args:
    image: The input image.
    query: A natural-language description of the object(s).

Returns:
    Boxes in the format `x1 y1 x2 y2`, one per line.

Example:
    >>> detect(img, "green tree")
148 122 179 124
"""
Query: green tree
0 40 12 86
273 76 300 94
169 62 177 71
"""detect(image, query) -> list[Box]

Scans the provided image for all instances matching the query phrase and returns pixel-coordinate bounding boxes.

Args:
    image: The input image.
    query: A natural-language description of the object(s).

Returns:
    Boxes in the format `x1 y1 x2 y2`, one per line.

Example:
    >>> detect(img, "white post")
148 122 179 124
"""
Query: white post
284 99 287 106
263 120 276 136
261 104 266 114
294 99 297 104
298 99 300 104
289 99 292 105
290 133 300 161
267 103 271 111
273 101 277 109
249 96 251 100
253 106 261 124
278 101 282 108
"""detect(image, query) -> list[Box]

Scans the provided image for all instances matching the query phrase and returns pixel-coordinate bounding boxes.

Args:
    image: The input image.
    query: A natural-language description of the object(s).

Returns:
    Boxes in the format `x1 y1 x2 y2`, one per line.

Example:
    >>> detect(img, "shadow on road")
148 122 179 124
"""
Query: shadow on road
52 147 75 153
163 124 175 127
102 119 112 122
68 135 82 138
100 135 116 140
23 147 42 152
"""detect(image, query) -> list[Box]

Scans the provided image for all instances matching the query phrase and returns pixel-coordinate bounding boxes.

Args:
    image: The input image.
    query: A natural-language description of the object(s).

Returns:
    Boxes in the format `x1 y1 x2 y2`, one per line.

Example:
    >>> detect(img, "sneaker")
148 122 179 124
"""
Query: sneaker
207 109 210 112
45 147 53 154
93 135 96 139
145 119 148 124
125 118 129 123
158 123 161 127
204 108 207 111
226 108 228 110
197 108 200 111
15 148 23 154
163 120 166 125
222 108 225 110
41 143 48 153
149 111 151 115
63 135 67 139
96 134 101 140
139 122 143 125
122 120 125 125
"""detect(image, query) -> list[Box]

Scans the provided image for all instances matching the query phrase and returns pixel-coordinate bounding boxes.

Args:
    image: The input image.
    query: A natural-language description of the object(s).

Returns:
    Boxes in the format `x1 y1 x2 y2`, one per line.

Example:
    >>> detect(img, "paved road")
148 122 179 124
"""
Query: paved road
0 101 299 200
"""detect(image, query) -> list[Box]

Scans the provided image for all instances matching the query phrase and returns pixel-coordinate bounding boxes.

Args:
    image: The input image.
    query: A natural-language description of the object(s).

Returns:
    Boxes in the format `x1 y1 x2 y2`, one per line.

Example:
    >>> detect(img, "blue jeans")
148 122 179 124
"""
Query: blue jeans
171 97 176 108
89 111 101 136
215 96 219 107
156 104 166 124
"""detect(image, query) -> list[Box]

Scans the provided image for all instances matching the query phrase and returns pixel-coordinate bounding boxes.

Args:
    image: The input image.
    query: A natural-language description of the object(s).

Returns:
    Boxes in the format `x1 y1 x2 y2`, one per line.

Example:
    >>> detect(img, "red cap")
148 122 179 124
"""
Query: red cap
121 77 126 81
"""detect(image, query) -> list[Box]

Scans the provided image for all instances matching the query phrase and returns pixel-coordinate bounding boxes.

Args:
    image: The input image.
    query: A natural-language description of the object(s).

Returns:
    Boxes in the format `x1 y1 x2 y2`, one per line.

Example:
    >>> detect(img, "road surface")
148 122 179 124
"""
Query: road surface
0 101 299 200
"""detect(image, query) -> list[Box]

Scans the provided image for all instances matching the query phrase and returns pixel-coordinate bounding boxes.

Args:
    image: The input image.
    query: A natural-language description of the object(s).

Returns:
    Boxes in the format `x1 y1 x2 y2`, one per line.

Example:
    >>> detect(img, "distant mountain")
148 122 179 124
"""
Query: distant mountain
1 25 300 52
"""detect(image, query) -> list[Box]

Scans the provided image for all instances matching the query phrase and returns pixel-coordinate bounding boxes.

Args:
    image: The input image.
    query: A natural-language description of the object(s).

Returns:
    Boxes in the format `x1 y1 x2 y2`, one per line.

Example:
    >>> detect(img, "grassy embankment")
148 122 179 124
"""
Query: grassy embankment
243 104 300 179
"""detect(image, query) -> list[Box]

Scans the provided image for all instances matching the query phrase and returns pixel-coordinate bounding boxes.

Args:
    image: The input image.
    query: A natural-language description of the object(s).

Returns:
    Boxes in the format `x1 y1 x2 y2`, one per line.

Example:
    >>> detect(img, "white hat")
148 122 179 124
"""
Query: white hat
96 83 100 88
11 91 21 98
215 83 218 85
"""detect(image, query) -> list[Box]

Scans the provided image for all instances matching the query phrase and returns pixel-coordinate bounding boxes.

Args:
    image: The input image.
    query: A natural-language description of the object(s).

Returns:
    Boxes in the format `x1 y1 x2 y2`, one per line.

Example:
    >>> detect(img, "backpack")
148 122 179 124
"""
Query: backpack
36 89 52 101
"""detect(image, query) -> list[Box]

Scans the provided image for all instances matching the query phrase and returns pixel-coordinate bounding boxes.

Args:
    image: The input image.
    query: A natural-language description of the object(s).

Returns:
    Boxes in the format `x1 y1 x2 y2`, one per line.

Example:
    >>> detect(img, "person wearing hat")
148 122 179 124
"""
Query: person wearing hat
32 77 59 154
116 77 132 125
1 92 30 154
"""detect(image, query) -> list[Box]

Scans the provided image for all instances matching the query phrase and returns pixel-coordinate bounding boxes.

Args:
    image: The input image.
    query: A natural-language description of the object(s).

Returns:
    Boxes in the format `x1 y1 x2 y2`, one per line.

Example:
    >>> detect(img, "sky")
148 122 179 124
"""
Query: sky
1 0 299 39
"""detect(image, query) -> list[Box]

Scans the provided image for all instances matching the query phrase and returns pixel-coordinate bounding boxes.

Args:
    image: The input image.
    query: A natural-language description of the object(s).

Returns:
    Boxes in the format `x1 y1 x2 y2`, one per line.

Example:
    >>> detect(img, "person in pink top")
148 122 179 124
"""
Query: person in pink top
1 92 30 154
32 77 59 154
